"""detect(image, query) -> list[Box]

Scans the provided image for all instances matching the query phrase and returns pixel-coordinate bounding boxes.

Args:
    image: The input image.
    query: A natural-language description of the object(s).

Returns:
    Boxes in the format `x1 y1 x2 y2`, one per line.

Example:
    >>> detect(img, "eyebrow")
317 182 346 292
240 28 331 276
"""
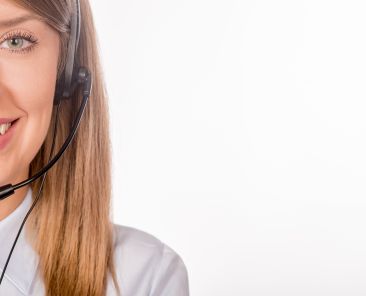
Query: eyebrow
0 14 45 28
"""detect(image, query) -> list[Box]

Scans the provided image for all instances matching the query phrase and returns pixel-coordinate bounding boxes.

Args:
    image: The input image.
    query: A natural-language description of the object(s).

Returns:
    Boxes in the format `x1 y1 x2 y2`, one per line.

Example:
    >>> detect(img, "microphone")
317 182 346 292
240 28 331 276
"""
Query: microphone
0 67 92 201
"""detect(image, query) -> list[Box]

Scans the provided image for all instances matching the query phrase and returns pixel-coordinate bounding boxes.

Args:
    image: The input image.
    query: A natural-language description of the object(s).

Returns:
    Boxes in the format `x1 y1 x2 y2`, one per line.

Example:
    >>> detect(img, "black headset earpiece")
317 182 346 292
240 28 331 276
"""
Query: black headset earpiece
54 0 82 105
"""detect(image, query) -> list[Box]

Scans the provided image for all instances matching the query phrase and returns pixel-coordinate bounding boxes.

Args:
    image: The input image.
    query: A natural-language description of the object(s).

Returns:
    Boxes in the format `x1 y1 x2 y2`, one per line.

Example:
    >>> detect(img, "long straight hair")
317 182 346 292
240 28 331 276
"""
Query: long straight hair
11 0 120 295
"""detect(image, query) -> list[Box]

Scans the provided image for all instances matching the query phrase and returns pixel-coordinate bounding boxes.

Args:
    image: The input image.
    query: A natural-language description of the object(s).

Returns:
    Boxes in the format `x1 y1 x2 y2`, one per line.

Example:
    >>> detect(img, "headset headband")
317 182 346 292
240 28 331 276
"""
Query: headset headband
55 0 81 103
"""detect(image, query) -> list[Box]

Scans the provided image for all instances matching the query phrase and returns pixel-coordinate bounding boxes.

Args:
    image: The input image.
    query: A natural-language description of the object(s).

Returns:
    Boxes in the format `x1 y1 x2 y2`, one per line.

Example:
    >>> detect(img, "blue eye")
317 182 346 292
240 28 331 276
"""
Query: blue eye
0 30 38 54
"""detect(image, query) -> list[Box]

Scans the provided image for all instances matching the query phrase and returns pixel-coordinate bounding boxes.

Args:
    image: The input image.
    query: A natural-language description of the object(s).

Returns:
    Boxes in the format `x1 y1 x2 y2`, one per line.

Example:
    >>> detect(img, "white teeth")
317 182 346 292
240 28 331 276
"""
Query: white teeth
0 122 12 136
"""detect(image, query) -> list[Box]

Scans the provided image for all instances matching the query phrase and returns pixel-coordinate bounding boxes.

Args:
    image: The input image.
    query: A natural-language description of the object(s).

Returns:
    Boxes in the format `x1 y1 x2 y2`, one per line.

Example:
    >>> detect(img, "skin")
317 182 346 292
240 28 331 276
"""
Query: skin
0 0 60 220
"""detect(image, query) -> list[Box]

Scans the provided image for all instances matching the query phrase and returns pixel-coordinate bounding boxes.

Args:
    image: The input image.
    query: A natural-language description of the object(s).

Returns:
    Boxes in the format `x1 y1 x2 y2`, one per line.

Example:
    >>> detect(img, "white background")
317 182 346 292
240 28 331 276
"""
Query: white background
90 0 366 295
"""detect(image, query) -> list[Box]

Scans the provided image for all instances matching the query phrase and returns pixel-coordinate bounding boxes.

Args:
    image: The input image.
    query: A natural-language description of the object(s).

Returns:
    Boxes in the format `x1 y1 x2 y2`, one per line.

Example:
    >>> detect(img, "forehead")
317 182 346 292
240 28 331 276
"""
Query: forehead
0 0 29 16
0 0 46 28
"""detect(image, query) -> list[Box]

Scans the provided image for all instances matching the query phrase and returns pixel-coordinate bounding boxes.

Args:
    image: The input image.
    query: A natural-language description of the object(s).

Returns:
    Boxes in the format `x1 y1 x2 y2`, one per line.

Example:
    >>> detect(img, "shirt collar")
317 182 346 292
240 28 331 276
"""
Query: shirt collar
0 187 40 294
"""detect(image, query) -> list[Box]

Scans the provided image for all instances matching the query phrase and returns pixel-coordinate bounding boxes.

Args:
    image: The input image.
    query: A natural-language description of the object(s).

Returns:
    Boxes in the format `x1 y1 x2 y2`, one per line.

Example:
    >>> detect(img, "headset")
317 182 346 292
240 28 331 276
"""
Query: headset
0 0 91 285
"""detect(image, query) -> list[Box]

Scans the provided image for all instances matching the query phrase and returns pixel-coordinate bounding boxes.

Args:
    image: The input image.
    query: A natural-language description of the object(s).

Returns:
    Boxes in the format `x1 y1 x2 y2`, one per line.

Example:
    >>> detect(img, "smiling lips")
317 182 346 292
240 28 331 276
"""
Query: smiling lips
0 118 19 136
0 118 20 150
0 122 12 136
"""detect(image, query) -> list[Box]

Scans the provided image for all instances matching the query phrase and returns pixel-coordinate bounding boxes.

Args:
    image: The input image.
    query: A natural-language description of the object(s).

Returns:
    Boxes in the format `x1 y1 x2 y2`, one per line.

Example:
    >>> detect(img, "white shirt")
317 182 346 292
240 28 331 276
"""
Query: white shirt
0 188 190 295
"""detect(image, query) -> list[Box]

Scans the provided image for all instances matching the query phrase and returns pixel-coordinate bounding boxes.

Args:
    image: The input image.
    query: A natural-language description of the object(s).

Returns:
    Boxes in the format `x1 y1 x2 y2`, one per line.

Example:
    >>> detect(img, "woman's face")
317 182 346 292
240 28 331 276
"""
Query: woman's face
0 0 60 186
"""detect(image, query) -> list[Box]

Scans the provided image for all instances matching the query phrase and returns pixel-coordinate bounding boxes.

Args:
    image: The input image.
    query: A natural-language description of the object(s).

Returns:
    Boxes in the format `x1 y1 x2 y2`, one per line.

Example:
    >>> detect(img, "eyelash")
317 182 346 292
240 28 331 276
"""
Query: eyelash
0 30 39 54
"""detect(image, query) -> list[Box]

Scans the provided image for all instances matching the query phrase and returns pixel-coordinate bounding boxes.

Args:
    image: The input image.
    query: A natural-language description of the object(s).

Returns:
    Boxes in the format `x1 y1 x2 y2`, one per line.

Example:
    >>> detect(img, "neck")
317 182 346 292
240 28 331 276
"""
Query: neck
0 170 30 220
0 185 29 221
0 187 29 221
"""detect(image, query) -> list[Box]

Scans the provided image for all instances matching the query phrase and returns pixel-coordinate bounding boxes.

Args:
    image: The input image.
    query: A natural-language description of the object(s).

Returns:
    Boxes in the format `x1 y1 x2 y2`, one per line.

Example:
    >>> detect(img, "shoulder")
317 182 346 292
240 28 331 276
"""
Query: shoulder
113 223 166 251
110 224 190 296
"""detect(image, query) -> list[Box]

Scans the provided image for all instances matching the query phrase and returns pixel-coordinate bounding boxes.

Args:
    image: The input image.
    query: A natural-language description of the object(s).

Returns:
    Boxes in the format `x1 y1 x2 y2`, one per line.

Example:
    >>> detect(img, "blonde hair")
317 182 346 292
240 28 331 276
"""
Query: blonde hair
12 0 119 295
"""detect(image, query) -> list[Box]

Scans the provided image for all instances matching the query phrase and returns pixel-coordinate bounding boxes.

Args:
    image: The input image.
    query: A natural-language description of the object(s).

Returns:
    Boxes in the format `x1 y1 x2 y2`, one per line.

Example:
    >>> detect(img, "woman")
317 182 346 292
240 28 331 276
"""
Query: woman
0 0 189 295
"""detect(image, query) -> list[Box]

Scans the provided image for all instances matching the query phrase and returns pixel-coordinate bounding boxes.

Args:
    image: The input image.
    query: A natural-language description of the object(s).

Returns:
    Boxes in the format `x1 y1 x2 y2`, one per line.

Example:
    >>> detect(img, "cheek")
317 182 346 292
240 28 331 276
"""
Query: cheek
0 37 60 182
19 92 54 162
15 56 58 154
